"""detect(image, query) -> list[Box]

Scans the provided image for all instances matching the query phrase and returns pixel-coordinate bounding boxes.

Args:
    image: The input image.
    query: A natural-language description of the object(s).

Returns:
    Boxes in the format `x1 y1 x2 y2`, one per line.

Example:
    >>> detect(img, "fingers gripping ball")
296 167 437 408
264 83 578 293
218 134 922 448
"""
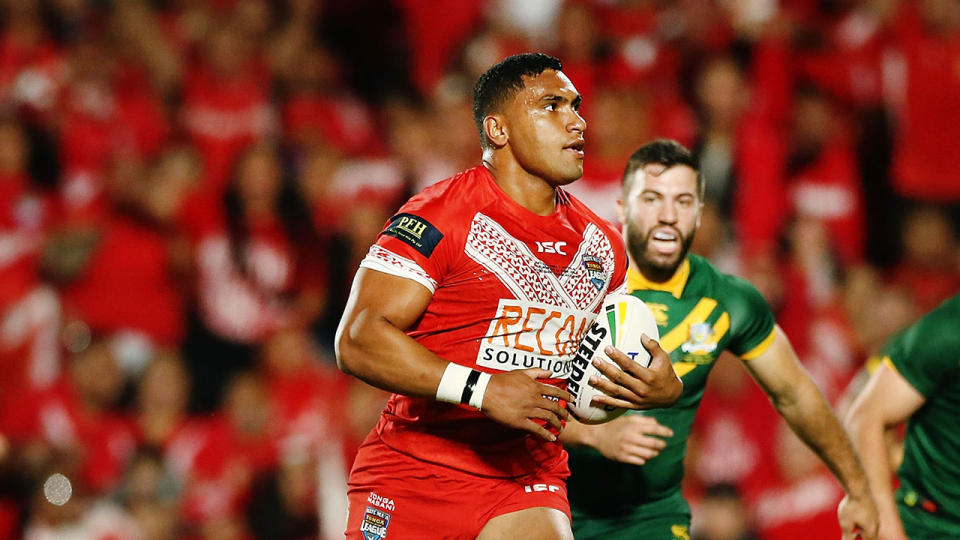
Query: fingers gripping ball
567 294 661 424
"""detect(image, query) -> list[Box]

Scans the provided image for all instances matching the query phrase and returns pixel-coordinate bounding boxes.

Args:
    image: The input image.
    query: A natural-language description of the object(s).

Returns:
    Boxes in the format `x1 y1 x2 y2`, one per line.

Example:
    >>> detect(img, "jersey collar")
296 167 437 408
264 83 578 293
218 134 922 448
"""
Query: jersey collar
627 258 690 299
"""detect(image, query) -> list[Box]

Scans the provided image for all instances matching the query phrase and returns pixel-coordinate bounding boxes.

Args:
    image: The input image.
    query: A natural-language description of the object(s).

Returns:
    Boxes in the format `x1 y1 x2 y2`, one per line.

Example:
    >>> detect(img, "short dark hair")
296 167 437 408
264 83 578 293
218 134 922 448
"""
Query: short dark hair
622 139 703 198
473 53 563 149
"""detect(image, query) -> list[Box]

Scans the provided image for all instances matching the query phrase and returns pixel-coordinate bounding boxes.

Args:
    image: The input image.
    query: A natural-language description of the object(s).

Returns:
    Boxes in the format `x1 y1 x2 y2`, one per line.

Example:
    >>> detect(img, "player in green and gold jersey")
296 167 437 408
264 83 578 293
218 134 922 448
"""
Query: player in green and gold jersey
845 293 960 540
561 139 878 540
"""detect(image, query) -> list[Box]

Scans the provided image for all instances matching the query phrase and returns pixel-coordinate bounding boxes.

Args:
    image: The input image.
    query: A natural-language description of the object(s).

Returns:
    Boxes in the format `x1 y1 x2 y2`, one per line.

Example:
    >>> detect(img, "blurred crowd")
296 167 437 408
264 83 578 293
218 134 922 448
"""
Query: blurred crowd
0 0 957 539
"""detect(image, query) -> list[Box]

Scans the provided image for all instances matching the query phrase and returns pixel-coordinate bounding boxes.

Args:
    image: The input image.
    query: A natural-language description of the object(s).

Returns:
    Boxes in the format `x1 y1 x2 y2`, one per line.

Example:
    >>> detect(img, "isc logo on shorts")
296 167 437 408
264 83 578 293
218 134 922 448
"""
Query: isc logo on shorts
476 299 595 378
523 483 562 493
360 506 391 540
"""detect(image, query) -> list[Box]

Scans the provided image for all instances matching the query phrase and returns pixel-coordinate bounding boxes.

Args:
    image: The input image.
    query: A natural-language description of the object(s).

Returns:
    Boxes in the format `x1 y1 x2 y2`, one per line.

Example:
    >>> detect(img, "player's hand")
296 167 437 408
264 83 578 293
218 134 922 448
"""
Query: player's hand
588 334 683 410
838 492 880 540
480 369 572 442
590 414 674 466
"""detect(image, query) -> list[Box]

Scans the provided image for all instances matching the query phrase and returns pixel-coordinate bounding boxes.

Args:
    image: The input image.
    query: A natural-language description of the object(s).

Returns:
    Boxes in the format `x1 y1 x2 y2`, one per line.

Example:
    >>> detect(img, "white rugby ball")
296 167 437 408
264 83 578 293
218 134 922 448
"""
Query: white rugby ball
567 294 661 424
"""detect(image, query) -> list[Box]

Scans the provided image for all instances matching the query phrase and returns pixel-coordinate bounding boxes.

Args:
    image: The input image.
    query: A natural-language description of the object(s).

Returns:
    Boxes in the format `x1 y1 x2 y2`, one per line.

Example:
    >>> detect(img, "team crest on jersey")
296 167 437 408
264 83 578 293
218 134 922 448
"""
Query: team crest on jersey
360 506 391 540
680 322 718 355
582 255 606 291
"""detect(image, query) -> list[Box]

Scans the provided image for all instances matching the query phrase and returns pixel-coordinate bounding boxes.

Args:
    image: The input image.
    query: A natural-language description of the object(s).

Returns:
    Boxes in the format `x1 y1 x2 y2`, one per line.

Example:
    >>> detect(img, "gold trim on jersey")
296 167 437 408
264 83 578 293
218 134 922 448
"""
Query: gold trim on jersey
627 259 690 299
740 327 777 360
880 355 900 375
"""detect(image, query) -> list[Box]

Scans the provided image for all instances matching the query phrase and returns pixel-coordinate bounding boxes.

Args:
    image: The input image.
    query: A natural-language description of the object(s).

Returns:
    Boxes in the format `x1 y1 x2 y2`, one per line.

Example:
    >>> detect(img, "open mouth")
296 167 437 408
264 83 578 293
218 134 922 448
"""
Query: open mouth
649 228 680 255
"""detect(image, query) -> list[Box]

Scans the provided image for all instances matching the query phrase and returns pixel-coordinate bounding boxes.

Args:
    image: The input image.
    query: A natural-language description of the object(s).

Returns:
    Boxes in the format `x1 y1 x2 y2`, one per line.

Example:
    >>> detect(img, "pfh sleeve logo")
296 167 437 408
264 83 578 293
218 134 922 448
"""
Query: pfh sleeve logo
383 213 444 257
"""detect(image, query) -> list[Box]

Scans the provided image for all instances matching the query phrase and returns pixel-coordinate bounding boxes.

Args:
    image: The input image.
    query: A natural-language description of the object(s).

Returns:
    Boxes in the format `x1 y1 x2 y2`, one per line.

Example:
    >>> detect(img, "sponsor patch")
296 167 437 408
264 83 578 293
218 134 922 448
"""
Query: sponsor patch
383 213 443 257
360 506 391 540
476 299 596 378
582 255 606 291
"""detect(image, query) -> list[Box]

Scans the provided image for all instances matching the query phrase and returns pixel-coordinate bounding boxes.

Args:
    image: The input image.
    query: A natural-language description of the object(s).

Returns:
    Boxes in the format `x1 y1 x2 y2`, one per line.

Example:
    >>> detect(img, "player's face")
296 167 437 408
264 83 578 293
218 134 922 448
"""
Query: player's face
620 164 701 281
502 70 587 186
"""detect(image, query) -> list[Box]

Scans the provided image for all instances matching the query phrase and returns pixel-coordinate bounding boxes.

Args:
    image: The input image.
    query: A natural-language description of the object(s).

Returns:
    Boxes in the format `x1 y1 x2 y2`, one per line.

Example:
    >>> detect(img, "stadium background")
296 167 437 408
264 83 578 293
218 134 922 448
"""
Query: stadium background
0 0 957 538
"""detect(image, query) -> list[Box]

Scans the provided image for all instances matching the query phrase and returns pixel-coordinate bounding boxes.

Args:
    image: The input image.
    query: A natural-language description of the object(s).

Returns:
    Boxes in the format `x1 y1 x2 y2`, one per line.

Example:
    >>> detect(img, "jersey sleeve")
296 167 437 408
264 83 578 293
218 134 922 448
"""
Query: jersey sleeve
883 301 960 397
359 193 459 293
722 274 777 360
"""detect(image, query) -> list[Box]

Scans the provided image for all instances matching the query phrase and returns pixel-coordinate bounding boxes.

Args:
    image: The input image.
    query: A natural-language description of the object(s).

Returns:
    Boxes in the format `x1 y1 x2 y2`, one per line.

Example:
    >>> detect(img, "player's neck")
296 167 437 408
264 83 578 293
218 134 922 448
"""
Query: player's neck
482 157 557 216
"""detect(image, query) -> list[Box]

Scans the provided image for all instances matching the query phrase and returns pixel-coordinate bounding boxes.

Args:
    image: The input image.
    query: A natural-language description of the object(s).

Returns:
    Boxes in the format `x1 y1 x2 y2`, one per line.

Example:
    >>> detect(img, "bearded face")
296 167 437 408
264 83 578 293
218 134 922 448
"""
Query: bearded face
620 164 701 282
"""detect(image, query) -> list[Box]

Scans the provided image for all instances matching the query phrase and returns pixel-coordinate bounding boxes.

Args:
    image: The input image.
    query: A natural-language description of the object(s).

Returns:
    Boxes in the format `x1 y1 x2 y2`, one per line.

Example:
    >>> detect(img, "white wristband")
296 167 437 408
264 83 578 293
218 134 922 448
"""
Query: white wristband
436 363 472 404
435 363 492 410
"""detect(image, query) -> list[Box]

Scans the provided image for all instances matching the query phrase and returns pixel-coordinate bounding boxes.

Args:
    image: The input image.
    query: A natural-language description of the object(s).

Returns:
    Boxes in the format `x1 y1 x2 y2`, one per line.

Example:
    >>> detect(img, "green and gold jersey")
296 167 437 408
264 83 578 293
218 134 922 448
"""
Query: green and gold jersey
568 254 776 515
882 293 960 527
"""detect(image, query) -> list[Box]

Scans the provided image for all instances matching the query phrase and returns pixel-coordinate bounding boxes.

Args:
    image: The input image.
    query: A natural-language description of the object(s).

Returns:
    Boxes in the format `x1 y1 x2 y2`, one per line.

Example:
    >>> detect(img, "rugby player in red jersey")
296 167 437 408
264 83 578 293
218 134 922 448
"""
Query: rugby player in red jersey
336 53 683 539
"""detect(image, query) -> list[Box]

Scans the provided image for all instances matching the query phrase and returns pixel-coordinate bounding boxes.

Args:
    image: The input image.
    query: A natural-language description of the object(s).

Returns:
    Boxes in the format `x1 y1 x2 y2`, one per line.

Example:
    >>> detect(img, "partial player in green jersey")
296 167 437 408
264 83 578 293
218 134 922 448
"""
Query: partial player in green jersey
560 139 878 540
845 293 960 540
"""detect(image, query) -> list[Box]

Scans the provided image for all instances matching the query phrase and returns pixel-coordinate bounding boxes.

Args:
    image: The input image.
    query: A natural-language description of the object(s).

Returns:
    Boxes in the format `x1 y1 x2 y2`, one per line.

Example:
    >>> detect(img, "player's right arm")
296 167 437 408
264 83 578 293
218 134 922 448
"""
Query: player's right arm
336 267 572 441
844 360 924 540
559 414 673 466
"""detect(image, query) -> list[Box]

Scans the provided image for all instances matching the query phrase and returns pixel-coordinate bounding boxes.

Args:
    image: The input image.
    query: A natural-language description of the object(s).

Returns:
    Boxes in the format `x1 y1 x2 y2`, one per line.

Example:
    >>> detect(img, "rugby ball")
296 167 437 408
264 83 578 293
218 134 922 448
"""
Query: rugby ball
567 294 661 424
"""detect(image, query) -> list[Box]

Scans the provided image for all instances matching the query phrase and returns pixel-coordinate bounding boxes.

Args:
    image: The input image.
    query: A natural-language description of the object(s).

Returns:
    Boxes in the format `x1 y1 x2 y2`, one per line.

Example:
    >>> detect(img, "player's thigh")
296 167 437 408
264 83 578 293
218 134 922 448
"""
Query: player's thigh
477 507 574 540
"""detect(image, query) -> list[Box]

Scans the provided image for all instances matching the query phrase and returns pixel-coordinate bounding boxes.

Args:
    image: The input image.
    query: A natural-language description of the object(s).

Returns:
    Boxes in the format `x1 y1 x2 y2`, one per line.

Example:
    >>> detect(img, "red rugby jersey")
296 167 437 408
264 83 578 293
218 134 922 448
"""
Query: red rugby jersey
358 165 627 477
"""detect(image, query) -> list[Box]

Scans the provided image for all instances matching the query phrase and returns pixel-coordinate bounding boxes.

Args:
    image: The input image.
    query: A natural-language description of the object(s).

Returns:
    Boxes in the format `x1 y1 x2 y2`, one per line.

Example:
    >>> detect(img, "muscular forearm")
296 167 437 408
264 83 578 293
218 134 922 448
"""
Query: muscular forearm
336 307 449 398
774 378 872 497
845 404 906 535
558 418 595 447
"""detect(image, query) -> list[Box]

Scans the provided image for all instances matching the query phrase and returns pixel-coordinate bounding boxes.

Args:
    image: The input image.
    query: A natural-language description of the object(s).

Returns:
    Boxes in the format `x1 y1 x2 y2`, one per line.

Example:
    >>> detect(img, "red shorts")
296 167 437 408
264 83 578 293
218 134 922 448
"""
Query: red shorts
345 432 571 540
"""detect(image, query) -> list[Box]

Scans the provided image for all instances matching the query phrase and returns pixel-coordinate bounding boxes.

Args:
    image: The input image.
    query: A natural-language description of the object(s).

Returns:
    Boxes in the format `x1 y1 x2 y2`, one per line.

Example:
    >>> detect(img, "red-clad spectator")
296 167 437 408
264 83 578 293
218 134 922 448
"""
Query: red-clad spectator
686 353 781 504
890 0 960 201
751 420 845 540
786 86 865 266
394 0 485 97
796 2 897 109
261 327 346 454
0 3 65 118
168 371 274 536
0 341 136 495
54 155 186 347
692 55 788 258
598 0 682 89
181 22 274 194
134 352 191 455
57 39 169 223
0 118 61 397
281 46 381 157
187 143 325 411
113 447 181 540
887 205 960 313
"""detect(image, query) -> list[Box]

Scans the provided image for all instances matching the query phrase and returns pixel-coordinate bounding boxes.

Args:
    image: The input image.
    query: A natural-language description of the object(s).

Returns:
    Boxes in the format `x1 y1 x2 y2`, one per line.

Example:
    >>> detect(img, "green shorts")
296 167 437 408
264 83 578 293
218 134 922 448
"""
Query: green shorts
571 491 691 540
898 500 960 540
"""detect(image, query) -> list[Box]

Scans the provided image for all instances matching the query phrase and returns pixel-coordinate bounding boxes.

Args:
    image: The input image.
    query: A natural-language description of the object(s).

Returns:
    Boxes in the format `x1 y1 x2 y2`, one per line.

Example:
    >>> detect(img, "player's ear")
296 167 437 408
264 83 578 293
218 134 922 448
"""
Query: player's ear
695 202 704 229
616 197 625 224
483 114 508 148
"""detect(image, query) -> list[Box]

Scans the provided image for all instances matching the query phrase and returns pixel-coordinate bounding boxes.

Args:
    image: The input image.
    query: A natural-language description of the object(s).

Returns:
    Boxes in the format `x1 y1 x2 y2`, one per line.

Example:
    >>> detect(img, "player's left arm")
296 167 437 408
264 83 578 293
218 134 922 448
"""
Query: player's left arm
743 325 879 540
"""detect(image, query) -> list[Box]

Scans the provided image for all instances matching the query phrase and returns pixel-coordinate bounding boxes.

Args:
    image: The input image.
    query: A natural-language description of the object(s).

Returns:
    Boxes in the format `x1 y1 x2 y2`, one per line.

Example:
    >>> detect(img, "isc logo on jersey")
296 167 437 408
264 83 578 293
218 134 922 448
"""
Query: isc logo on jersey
476 299 596 378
